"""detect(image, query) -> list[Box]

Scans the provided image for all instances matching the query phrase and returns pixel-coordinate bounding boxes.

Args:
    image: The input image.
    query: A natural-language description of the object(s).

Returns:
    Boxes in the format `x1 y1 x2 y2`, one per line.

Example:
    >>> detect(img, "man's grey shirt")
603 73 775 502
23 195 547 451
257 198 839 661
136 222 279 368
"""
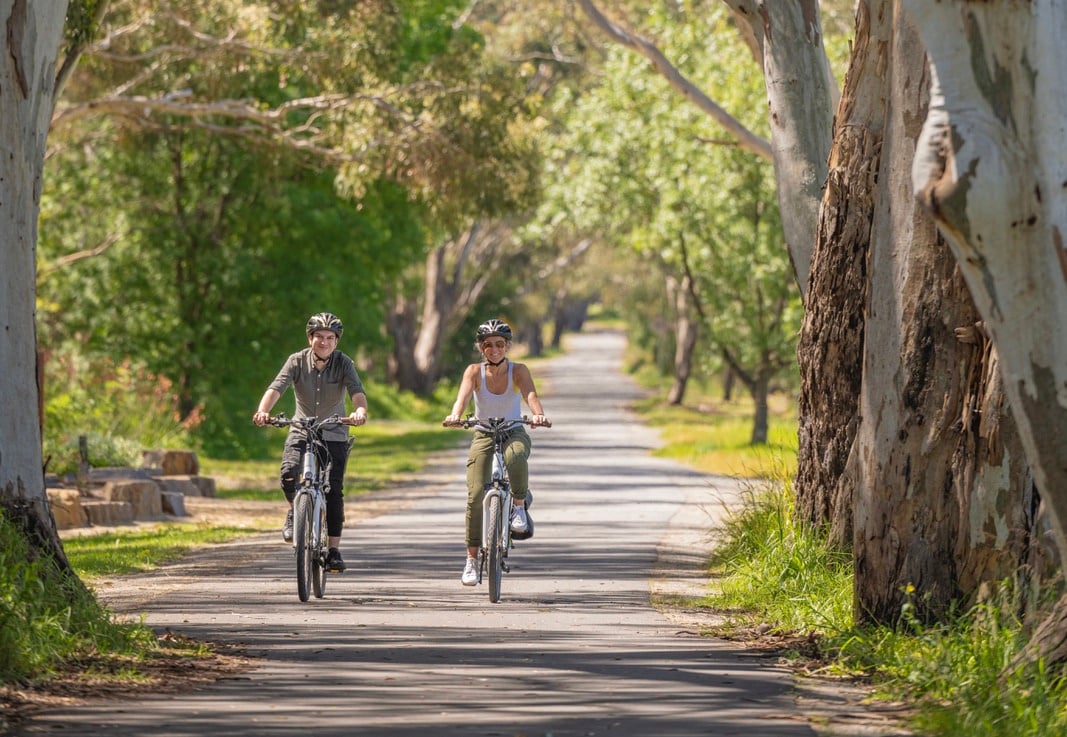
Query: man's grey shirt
268 348 364 442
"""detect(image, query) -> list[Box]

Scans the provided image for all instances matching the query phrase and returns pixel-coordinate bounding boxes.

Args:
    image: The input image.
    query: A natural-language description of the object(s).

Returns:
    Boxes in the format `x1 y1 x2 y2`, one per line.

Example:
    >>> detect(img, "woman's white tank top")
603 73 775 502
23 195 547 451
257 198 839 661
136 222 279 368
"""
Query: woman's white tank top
474 361 522 420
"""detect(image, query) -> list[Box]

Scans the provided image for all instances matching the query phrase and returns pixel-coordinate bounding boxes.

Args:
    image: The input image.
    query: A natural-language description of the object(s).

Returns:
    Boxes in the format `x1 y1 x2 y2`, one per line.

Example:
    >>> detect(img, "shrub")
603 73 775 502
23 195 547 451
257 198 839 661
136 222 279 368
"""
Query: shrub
42 352 198 476
0 509 155 683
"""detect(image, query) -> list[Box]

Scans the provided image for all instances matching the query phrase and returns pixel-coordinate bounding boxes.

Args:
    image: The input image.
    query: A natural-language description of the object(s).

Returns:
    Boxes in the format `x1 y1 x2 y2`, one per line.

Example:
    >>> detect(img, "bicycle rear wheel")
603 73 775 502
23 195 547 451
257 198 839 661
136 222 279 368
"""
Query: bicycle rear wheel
294 492 314 602
312 497 327 599
486 491 504 603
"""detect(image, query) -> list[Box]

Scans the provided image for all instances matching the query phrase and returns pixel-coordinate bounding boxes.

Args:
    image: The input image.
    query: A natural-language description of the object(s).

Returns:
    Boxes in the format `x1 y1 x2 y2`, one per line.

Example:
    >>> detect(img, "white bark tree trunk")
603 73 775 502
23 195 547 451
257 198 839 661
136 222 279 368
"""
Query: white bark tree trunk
577 0 835 299
723 0 837 298
800 0 1045 624
0 0 68 548
908 0 1067 560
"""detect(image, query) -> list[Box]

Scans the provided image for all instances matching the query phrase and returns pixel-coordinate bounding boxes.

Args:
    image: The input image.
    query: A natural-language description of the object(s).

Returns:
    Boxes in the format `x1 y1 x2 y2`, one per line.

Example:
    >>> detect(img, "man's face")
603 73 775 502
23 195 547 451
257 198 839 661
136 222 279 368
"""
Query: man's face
309 330 339 358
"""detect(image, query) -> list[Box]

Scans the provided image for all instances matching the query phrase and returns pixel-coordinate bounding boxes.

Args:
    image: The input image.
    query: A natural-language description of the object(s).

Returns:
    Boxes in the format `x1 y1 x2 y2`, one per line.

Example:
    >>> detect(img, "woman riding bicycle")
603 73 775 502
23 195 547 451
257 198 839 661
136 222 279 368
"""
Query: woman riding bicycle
444 318 550 586
252 312 368 573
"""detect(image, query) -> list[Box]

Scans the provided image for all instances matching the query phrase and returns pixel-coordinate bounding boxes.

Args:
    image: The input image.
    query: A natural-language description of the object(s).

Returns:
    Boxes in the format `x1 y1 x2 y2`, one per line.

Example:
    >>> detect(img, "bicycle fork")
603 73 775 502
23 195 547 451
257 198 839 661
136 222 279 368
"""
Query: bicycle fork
296 450 326 557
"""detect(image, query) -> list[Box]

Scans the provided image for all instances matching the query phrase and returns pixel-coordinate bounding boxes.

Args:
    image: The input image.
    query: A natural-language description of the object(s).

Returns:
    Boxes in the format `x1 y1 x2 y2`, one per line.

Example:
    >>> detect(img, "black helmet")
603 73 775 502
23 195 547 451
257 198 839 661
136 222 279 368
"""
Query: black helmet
306 312 343 338
476 318 512 343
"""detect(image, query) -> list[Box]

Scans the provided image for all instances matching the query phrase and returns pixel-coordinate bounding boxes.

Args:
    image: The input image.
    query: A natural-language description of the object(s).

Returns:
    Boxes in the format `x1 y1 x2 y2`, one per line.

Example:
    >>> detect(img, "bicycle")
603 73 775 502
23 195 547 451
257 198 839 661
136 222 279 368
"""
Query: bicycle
444 416 550 603
264 414 349 602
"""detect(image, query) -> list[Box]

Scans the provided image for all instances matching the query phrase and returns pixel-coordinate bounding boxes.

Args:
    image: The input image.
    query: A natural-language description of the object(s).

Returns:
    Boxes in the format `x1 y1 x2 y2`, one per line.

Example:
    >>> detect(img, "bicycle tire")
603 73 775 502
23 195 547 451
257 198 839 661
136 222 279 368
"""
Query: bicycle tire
294 491 314 602
486 491 504 603
312 496 327 599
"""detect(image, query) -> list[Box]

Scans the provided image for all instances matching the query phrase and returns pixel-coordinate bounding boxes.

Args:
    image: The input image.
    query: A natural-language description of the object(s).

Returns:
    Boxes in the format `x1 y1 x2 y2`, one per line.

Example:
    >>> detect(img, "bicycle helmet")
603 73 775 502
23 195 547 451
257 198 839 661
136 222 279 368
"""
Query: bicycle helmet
476 318 513 343
306 312 343 338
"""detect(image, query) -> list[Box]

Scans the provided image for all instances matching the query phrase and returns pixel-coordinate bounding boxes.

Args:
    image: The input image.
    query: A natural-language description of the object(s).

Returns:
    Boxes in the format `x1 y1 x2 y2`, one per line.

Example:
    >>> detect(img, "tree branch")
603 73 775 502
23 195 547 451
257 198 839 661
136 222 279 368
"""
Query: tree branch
573 0 771 161
37 232 122 280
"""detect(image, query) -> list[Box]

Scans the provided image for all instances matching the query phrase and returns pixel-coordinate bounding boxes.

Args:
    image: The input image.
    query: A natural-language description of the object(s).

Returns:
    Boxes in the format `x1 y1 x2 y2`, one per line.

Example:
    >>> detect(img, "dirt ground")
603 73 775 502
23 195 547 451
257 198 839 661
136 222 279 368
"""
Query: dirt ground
2 483 913 737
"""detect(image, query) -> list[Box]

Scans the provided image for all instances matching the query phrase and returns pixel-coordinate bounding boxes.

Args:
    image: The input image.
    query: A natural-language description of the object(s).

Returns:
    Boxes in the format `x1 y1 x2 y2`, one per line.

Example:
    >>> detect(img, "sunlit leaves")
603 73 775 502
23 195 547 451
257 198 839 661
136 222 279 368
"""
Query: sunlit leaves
540 1 800 390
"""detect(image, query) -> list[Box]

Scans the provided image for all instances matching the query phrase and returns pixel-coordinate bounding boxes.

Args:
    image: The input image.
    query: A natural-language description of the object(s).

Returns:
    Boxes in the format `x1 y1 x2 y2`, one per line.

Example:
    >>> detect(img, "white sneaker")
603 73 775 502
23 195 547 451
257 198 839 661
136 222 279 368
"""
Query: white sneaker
461 557 478 586
510 505 529 533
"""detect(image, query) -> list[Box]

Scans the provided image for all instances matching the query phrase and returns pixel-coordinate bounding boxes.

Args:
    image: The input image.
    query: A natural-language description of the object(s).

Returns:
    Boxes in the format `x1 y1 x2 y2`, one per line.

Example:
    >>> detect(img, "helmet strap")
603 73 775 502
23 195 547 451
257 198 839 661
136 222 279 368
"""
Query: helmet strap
485 357 507 367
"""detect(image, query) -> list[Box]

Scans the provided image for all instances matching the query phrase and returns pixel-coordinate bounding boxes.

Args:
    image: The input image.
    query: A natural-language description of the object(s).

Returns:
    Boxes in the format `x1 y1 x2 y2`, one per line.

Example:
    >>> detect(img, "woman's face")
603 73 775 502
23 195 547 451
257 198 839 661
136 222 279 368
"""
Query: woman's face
479 337 508 361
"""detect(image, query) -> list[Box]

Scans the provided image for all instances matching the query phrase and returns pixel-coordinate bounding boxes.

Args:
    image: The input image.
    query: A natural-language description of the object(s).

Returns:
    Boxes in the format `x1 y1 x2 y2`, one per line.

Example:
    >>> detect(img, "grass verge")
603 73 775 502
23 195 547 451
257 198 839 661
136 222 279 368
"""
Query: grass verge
626 362 798 480
0 509 159 688
698 476 1067 737
62 524 264 580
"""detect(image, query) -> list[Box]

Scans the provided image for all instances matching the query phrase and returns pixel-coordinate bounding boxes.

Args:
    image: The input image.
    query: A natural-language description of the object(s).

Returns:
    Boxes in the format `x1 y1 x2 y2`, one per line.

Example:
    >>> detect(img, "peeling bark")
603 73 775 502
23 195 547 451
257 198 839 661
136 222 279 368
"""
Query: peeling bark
795 0 882 546
908 0 1067 657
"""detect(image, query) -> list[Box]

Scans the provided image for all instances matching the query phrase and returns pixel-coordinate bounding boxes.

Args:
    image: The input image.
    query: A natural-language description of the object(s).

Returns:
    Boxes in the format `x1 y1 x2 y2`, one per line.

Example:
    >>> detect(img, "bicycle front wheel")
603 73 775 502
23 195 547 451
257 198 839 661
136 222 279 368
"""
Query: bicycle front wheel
486 491 504 603
294 492 314 602
312 496 327 599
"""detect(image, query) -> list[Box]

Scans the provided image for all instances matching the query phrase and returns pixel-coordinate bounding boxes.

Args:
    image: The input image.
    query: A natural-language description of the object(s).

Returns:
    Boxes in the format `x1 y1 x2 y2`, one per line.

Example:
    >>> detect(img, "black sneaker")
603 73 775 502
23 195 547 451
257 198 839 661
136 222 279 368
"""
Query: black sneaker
282 509 294 543
325 547 346 573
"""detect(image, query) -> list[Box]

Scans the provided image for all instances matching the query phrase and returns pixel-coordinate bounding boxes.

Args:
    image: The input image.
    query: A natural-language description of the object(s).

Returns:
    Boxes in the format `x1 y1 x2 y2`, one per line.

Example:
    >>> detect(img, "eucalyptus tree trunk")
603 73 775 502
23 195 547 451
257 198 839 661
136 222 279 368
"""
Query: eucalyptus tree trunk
665 272 699 406
386 223 503 394
908 0 1067 568
794 1 883 544
0 0 71 563
800 0 1044 624
722 0 836 298
907 0 1067 653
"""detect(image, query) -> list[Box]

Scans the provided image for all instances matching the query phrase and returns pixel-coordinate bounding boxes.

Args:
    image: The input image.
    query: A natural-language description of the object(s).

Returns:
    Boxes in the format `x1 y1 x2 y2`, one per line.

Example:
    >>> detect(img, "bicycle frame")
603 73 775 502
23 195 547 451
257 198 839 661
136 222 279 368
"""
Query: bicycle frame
480 434 514 561
445 414 548 602
296 439 330 560
265 414 343 602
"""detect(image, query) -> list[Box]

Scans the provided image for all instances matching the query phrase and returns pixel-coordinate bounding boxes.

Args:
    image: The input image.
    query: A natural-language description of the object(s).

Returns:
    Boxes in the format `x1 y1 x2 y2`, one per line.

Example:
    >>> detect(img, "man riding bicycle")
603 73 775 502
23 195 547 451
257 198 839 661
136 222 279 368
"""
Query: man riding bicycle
252 312 368 572
444 318 550 586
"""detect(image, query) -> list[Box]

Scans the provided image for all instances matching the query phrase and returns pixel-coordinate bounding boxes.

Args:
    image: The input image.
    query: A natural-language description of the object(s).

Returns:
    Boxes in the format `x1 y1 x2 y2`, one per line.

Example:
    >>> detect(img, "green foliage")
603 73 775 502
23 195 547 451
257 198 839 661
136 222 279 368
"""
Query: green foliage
537 4 801 406
42 353 197 477
64 0 105 46
0 509 156 683
43 0 546 459
39 128 425 459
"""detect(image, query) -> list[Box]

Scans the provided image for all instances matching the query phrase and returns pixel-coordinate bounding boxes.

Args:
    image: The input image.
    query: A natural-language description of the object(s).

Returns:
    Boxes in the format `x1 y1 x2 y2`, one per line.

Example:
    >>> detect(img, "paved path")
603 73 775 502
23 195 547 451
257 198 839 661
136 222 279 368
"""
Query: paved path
18 330 820 737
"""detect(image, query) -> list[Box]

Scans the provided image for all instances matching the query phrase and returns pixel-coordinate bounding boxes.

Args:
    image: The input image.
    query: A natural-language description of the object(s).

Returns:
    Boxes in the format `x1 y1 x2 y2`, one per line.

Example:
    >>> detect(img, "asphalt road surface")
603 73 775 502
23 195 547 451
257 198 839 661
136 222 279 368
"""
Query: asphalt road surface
19 329 823 737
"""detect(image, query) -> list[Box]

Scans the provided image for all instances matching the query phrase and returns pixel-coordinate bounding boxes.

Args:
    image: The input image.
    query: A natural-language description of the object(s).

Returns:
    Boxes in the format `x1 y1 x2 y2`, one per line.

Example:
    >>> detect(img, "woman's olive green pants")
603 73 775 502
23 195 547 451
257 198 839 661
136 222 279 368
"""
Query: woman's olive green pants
464 428 531 547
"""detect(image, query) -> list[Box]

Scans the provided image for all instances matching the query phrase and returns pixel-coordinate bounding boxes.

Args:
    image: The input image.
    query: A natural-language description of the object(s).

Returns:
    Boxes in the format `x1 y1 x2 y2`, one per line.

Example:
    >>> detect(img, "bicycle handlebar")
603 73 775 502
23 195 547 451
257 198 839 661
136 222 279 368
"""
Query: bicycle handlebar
264 414 354 429
442 415 552 430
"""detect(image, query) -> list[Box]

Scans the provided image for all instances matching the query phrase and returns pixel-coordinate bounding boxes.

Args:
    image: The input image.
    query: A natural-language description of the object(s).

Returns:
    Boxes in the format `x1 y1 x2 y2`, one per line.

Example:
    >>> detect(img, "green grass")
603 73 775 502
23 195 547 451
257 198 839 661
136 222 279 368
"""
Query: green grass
706 477 853 635
63 524 263 580
627 361 798 478
687 475 1067 737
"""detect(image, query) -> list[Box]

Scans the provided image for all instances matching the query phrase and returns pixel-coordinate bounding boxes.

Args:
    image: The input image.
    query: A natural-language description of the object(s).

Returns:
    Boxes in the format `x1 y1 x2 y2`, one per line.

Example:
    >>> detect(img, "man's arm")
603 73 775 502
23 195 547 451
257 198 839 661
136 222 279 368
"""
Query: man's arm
348 391 368 425
252 388 282 425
